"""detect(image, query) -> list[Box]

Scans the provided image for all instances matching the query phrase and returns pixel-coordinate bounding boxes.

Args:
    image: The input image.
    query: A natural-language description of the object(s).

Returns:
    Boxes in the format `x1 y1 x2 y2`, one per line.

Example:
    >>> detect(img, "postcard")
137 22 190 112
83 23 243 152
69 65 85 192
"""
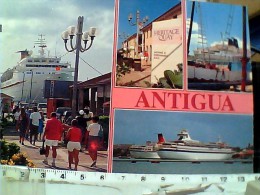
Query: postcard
109 0 254 174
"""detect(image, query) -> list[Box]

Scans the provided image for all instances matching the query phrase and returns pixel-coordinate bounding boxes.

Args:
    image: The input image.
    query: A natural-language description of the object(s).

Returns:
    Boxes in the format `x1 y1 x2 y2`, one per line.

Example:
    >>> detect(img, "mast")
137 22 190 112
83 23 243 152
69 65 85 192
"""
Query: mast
241 6 248 92
187 1 195 55
34 34 47 56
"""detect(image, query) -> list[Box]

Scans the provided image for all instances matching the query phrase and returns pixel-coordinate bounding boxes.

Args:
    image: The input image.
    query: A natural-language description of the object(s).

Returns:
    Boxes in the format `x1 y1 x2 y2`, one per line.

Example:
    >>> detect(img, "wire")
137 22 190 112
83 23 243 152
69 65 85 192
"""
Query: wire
58 51 103 76
74 51 103 76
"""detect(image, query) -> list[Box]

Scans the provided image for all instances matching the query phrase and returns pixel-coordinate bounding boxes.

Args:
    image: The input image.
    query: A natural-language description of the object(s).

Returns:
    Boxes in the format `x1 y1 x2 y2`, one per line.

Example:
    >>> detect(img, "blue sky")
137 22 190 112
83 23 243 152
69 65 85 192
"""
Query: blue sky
113 109 253 148
117 0 181 46
187 1 249 55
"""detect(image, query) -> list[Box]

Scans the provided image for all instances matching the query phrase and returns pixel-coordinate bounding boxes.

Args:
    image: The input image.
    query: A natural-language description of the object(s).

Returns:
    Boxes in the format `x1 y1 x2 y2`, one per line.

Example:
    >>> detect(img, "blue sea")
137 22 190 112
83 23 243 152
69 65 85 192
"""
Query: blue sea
113 159 253 174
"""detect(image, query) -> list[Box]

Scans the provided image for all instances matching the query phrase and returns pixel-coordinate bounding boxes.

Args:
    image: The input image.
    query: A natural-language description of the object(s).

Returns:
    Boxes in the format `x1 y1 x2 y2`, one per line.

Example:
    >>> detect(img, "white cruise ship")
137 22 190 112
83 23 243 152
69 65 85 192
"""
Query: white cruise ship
0 37 74 104
157 130 234 161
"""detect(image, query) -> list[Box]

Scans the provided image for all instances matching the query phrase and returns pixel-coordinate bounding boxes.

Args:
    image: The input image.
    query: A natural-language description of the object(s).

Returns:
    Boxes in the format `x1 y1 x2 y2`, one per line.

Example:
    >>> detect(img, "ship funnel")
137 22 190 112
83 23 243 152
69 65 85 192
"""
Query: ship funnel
17 50 30 60
157 133 165 143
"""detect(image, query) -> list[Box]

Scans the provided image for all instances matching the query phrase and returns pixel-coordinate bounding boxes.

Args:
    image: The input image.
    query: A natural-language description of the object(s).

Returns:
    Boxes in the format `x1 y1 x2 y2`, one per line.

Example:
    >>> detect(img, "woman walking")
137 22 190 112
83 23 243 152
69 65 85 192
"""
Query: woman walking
66 119 82 171
18 107 29 145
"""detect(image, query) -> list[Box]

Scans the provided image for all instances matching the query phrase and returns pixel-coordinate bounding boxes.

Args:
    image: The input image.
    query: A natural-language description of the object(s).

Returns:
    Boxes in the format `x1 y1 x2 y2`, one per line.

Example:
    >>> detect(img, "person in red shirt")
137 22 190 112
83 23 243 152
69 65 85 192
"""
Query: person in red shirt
66 119 82 171
42 112 63 167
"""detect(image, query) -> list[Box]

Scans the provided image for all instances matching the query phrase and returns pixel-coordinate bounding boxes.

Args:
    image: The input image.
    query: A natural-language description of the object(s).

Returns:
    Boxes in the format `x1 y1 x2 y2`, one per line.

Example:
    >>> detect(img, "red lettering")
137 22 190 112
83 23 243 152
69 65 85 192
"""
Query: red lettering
135 91 150 108
168 93 182 108
183 93 189 109
152 92 166 108
222 96 234 111
209 94 221 111
191 94 206 110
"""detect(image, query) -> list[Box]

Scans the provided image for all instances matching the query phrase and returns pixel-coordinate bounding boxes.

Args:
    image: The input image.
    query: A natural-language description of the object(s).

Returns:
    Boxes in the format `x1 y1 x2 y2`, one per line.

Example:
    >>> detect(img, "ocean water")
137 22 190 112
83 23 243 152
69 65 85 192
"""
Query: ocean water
112 159 253 174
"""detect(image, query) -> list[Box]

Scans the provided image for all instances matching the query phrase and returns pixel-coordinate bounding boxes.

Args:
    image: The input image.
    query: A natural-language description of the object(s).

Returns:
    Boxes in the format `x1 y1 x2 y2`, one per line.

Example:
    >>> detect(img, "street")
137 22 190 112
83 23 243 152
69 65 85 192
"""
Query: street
2 125 108 172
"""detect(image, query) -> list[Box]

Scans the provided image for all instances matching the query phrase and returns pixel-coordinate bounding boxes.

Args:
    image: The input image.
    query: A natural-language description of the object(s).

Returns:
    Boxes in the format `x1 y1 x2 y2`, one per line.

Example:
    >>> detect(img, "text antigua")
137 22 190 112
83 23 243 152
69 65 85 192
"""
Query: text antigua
135 91 234 111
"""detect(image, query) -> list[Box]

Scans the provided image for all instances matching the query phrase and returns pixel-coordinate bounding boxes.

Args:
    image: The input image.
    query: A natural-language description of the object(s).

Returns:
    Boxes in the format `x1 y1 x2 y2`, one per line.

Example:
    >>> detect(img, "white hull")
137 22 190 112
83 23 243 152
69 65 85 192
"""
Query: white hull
158 148 234 160
188 65 252 82
1 69 73 103
130 151 160 159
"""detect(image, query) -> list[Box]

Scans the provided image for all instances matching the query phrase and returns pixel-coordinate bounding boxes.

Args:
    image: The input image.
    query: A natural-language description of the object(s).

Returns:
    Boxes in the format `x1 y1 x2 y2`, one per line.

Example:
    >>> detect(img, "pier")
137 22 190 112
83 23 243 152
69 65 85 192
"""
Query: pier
114 157 253 164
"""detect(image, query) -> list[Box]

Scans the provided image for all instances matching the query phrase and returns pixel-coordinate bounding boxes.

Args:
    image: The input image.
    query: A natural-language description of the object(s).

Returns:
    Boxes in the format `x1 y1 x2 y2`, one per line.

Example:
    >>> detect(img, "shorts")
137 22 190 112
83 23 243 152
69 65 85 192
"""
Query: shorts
45 139 59 147
67 141 81 152
30 125 38 135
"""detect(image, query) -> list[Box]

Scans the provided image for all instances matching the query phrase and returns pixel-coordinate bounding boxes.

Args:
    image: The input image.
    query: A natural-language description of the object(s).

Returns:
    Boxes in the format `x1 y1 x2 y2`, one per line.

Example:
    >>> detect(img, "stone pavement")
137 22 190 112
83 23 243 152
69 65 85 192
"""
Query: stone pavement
2 126 108 172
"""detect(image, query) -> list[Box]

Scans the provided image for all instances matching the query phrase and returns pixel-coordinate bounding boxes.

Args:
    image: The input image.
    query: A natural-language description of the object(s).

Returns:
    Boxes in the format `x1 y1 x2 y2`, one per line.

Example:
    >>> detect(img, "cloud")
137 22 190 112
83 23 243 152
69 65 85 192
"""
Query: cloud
186 19 199 33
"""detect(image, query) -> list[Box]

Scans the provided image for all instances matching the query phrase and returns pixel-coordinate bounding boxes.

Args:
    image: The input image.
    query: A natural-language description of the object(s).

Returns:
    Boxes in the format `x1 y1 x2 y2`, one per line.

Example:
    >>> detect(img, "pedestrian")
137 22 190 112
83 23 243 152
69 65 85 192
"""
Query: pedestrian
76 110 87 144
83 107 93 147
29 107 41 145
42 112 63 167
18 107 29 145
38 111 44 140
85 116 103 167
25 108 32 140
13 107 21 132
65 119 81 171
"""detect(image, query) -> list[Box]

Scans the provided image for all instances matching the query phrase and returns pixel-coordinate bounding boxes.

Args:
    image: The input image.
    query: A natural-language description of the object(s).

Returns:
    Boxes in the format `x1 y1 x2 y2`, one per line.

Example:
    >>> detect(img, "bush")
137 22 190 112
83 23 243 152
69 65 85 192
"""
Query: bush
0 140 20 160
0 141 35 167
1 152 35 167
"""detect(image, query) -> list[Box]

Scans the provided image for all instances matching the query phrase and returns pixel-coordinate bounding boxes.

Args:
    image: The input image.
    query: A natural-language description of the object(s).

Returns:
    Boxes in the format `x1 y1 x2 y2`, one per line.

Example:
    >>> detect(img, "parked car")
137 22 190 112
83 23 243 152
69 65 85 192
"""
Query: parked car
56 107 71 121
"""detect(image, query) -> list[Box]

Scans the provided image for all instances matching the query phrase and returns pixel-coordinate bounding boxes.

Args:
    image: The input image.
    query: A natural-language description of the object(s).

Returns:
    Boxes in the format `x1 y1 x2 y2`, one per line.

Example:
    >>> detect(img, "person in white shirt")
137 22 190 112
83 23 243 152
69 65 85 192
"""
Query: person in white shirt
85 116 103 167
29 107 42 145
13 107 21 132
83 107 93 127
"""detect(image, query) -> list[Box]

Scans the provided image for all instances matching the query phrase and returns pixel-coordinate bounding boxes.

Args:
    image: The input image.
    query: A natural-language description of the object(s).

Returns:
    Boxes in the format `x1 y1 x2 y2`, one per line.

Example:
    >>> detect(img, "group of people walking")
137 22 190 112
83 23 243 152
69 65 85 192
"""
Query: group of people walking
13 106 44 145
42 107 103 171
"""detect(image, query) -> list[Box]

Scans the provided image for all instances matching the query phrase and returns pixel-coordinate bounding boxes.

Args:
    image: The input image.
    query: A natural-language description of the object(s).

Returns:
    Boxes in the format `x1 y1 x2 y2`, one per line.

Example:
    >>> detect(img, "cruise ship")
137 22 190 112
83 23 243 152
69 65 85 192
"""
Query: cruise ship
0 37 74 104
157 130 235 160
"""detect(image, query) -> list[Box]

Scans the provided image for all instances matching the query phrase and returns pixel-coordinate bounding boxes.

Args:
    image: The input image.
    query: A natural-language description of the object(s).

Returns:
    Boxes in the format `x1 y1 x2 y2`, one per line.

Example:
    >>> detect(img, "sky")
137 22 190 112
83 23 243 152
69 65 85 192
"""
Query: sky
0 0 115 81
117 0 181 47
186 1 250 55
113 109 253 148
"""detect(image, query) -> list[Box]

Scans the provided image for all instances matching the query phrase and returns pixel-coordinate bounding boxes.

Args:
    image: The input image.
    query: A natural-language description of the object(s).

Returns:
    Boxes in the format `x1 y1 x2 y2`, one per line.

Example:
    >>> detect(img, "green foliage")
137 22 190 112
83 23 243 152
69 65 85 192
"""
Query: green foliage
164 70 183 88
116 62 131 80
0 140 20 160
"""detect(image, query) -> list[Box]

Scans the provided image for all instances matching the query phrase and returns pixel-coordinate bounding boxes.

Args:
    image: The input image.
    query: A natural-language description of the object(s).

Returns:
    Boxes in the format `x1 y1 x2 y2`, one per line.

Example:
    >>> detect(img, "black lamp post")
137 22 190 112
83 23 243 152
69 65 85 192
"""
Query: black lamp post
128 10 148 58
61 16 96 117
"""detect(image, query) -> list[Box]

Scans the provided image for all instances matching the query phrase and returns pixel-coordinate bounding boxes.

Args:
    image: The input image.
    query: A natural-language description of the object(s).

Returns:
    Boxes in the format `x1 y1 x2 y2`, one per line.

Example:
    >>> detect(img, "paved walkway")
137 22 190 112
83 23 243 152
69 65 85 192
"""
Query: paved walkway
2 126 108 172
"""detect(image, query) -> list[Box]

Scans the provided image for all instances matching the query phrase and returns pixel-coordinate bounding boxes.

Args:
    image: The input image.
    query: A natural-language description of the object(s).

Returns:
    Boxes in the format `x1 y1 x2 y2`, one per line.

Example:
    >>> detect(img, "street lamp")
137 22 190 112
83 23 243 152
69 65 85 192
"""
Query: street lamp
128 10 148 58
61 16 96 117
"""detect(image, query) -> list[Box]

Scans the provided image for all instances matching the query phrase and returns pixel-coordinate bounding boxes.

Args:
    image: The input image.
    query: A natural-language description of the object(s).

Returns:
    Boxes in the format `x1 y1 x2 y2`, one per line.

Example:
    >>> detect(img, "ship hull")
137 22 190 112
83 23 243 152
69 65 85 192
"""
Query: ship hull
158 148 233 160
1 69 73 103
130 150 160 159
